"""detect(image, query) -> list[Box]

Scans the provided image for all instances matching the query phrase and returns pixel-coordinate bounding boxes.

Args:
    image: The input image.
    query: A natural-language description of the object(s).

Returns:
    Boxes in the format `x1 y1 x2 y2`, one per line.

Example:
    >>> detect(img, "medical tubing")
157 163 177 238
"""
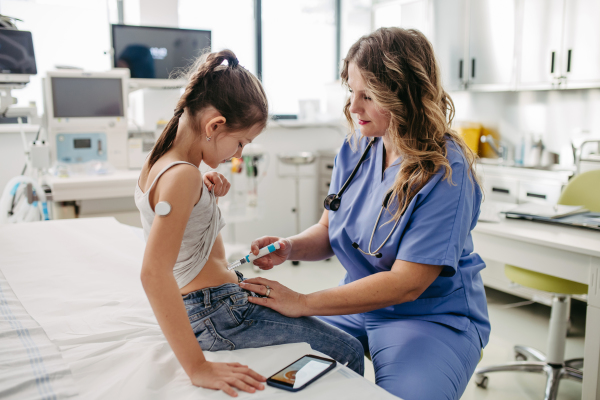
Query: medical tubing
0 176 47 224
227 242 281 270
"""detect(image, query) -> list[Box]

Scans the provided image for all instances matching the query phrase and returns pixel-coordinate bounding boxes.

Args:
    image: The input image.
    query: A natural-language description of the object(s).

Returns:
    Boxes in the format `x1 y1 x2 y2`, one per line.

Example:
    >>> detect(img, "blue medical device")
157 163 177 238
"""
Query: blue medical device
55 132 107 164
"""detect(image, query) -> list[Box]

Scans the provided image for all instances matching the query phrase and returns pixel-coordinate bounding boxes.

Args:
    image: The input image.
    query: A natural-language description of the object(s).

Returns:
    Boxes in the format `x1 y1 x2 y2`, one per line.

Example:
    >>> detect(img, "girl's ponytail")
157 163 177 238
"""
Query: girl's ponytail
147 49 267 169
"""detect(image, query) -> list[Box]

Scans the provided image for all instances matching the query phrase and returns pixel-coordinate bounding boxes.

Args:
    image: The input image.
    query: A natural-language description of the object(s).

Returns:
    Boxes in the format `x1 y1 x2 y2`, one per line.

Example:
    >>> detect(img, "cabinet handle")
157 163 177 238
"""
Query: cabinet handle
326 164 334 169
471 58 476 78
550 51 555 74
567 49 572 73
526 192 547 200
492 187 510 194
459 59 463 79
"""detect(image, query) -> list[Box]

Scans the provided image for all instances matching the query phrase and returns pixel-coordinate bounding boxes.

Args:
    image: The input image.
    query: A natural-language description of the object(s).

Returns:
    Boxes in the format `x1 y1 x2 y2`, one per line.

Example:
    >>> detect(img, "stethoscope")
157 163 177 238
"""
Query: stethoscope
324 138 400 258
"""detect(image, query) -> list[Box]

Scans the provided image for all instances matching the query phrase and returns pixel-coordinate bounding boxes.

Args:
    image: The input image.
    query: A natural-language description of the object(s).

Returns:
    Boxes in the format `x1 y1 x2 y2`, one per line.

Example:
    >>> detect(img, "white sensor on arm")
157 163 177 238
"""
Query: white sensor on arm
155 201 172 216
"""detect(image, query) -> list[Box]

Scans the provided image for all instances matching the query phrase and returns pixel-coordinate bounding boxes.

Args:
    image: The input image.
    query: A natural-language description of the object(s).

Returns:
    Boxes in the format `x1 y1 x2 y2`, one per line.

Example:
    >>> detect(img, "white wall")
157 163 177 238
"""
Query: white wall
450 88 600 164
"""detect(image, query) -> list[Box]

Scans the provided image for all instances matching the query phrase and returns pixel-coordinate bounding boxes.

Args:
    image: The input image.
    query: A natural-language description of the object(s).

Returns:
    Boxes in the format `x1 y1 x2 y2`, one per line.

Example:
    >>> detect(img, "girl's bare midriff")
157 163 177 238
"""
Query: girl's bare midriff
179 234 239 295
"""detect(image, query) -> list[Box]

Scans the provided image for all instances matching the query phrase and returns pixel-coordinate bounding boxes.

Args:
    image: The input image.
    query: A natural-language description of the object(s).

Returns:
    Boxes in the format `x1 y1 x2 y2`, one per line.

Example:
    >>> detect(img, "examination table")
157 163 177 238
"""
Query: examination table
0 217 396 399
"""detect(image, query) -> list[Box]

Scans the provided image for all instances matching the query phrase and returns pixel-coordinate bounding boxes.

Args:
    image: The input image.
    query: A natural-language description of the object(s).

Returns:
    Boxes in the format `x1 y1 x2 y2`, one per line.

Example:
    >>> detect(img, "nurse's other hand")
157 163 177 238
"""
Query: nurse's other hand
240 277 307 318
203 171 231 197
249 236 291 270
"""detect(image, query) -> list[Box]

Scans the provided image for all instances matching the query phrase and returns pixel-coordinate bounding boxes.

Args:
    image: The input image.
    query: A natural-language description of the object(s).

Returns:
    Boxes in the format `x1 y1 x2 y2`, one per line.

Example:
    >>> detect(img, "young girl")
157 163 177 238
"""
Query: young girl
135 50 364 397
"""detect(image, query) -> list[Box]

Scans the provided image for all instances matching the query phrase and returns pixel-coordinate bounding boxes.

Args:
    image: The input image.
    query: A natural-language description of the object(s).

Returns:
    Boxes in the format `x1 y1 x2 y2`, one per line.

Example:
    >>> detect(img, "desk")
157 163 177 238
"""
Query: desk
44 169 140 202
473 218 600 399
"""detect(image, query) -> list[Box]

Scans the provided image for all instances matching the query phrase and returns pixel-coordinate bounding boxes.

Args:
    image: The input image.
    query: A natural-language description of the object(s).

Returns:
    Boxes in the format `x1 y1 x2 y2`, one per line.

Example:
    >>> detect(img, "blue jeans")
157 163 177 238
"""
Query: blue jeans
182 271 364 375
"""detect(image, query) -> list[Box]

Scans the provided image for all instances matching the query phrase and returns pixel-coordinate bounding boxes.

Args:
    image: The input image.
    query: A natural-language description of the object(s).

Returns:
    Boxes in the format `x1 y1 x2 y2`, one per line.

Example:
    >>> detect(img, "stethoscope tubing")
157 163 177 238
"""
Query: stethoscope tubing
327 137 400 258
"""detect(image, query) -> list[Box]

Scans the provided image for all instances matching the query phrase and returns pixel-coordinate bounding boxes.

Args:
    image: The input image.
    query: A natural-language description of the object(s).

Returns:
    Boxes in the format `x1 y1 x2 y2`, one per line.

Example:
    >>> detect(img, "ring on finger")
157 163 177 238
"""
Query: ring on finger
265 285 271 298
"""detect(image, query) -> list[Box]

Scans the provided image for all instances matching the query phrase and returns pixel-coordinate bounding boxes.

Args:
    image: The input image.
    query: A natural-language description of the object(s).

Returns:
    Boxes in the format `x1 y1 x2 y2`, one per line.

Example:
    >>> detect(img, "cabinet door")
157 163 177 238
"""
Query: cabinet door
468 0 517 90
518 0 565 89
561 0 600 87
430 0 469 91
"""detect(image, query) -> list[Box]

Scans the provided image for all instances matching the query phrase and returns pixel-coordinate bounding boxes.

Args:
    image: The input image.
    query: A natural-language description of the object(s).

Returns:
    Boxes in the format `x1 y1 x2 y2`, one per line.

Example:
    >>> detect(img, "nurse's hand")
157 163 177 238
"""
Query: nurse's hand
249 236 292 270
203 171 231 197
240 277 307 318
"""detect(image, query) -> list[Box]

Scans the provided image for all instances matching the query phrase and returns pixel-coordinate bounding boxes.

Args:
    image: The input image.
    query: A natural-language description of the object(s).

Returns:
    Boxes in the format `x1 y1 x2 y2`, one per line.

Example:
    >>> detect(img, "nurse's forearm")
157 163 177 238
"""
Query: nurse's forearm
287 221 334 261
302 261 443 316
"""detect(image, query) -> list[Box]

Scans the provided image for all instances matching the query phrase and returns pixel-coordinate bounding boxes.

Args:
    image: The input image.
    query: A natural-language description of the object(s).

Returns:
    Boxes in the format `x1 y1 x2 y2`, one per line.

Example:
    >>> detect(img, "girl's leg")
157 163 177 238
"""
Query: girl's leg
229 305 365 375
186 285 364 375
365 317 481 400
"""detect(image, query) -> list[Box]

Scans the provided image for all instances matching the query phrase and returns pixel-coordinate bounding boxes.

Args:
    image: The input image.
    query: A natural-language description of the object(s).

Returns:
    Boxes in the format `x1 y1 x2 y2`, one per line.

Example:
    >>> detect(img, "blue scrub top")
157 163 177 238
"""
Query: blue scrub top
328 136 490 347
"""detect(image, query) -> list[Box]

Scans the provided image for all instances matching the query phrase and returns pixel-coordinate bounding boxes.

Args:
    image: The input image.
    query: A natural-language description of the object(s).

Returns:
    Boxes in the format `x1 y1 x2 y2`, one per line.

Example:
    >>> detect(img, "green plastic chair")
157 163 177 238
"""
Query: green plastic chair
475 169 600 399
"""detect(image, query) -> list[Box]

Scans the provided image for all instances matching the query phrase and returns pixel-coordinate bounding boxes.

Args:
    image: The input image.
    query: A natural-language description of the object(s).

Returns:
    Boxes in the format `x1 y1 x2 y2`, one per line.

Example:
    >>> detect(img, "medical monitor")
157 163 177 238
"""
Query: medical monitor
111 24 211 80
0 29 37 83
51 77 124 118
44 69 129 126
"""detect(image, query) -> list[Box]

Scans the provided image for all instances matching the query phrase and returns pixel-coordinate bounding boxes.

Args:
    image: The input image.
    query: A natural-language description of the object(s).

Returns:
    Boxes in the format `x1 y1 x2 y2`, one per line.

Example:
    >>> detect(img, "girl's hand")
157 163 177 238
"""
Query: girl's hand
203 171 231 197
249 236 292 270
240 277 308 318
190 361 266 397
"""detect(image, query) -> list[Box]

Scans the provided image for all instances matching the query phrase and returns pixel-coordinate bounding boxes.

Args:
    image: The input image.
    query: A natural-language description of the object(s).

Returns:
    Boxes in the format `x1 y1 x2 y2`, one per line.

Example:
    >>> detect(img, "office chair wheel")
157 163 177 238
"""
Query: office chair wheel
292 261 300 266
474 374 488 389
515 352 527 361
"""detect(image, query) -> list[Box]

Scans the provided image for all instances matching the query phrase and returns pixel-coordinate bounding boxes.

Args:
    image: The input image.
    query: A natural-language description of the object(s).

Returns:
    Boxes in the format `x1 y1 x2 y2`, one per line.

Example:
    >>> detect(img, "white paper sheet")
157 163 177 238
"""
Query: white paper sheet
0 218 397 399
0 269 78 399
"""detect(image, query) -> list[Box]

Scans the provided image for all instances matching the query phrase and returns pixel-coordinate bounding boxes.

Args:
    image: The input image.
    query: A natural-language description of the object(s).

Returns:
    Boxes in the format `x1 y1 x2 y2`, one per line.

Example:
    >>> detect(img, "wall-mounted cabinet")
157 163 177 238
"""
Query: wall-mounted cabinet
467 0 517 91
518 0 600 90
561 0 600 88
429 0 600 92
517 0 565 89
430 0 469 91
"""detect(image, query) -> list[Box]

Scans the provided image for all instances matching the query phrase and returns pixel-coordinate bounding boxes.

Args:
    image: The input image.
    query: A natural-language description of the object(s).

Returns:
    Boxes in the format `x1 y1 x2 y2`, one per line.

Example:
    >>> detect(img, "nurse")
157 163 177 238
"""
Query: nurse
239 27 490 400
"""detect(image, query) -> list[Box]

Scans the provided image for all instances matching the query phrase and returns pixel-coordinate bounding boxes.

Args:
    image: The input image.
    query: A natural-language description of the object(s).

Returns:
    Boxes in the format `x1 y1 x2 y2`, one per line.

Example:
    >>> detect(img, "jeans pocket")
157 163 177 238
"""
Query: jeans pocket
195 317 235 352
228 293 252 324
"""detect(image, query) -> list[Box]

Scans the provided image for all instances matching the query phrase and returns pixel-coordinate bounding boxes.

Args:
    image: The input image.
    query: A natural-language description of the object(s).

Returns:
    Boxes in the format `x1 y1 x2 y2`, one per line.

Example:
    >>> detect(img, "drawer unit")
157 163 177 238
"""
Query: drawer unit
316 150 338 213
517 180 563 205
483 177 519 203
476 163 573 206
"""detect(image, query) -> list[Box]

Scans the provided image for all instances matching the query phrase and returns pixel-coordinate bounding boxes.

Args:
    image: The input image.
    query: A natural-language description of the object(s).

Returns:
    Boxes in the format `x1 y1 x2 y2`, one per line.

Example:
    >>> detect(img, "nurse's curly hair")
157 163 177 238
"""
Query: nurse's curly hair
148 49 268 168
341 27 480 221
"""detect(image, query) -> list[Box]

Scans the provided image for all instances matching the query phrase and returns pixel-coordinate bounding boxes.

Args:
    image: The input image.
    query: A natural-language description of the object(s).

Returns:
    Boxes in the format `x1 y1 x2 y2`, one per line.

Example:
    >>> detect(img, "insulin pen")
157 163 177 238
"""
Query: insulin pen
227 242 281 270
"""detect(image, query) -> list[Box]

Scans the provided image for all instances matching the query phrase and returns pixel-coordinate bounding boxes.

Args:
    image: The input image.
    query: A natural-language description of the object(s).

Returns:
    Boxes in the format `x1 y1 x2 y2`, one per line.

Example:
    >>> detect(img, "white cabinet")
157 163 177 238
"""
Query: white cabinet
430 0 600 92
467 0 518 90
517 0 565 89
430 0 469 91
477 164 573 206
517 0 600 90
561 0 600 88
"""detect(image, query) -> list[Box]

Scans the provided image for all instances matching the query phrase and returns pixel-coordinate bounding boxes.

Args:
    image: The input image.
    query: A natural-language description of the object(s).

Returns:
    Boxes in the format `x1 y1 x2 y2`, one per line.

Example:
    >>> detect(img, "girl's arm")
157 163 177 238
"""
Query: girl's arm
141 165 264 397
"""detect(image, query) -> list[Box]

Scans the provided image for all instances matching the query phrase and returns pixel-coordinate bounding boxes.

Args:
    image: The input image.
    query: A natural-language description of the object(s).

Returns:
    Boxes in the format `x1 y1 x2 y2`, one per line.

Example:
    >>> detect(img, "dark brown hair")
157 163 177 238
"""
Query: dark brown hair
341 27 480 220
148 49 268 168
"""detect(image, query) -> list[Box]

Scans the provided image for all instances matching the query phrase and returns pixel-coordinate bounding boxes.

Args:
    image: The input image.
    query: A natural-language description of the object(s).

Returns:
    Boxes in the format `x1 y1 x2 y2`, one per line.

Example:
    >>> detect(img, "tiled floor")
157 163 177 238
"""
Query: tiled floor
239 258 586 399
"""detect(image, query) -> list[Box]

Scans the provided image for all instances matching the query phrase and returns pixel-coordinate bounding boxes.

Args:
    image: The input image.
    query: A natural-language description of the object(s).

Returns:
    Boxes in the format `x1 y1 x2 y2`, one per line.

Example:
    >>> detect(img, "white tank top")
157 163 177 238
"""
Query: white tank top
134 161 226 288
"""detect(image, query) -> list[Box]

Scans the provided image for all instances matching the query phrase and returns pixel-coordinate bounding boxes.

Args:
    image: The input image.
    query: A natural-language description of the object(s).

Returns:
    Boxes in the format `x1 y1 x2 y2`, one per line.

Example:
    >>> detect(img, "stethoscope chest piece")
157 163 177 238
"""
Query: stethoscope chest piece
155 201 172 216
324 194 341 211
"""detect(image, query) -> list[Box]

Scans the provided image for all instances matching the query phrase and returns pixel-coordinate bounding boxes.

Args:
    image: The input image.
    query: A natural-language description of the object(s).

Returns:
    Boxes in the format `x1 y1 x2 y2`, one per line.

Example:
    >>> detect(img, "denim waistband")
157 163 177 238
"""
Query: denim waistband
182 270 249 306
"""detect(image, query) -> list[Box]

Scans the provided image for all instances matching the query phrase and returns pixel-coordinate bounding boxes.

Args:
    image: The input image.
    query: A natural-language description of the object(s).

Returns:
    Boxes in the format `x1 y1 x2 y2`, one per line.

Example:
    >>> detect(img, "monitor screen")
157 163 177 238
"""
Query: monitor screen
112 25 211 79
51 77 124 118
0 29 37 75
